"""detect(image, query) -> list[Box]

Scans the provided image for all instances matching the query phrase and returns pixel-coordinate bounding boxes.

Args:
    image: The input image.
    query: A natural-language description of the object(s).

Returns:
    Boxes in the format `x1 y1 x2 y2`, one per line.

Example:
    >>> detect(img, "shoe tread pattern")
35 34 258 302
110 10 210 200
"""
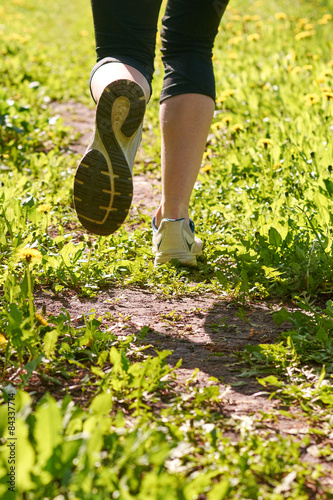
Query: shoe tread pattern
74 80 145 235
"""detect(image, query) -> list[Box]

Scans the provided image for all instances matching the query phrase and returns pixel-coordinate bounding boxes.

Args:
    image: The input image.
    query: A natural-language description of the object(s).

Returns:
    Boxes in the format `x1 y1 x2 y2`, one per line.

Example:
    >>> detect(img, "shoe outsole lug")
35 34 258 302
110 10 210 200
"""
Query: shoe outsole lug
73 79 145 235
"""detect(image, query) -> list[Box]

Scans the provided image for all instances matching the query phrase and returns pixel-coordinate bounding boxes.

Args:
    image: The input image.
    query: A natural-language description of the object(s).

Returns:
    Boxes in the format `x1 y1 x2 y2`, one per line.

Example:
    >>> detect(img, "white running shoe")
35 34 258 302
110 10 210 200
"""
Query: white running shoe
73 79 146 236
152 217 203 266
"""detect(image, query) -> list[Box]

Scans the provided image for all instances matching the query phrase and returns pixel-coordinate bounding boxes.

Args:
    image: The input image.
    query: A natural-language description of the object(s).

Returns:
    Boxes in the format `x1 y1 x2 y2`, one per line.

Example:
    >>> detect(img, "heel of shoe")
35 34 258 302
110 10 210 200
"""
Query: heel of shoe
154 249 198 266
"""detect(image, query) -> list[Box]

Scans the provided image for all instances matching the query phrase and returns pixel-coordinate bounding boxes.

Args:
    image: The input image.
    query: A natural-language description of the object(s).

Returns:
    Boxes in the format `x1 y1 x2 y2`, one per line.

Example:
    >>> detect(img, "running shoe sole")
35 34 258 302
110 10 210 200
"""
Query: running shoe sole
73 79 146 235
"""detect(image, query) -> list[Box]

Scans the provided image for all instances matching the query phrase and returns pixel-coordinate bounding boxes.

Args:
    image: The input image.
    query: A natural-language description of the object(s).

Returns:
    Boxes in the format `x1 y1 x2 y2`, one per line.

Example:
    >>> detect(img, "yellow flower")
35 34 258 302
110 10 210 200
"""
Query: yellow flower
80 30 89 37
222 88 237 97
322 14 332 20
9 33 28 43
0 333 8 350
228 36 243 45
304 93 320 105
216 96 227 107
302 64 313 71
222 115 233 125
323 91 333 101
230 123 244 134
295 30 316 40
232 15 241 21
316 71 331 84
37 203 52 214
247 33 261 41
251 15 261 21
291 66 302 75
211 122 223 131
243 15 252 22
274 12 287 20
227 51 238 59
17 248 42 264
298 18 309 27
212 115 232 130
257 138 274 149
200 164 212 174
304 23 314 30
318 18 328 25
35 313 49 326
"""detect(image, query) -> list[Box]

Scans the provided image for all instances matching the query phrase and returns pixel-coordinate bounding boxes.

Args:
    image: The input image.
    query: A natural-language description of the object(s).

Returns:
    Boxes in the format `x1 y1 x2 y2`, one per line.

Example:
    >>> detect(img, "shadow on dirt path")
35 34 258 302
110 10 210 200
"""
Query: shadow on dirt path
34 287 291 423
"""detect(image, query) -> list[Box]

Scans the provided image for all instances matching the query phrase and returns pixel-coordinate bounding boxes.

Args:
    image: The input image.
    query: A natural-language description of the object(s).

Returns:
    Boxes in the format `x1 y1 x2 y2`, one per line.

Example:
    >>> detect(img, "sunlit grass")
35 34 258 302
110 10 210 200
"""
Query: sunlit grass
1 0 333 498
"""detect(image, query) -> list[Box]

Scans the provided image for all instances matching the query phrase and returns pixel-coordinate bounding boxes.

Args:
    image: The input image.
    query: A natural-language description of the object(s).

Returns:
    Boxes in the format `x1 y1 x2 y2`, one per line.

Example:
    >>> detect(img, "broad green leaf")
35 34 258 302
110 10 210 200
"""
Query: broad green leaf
315 328 328 344
269 226 282 247
273 307 290 327
43 329 60 358
216 270 228 287
34 395 62 467
14 419 36 490
207 479 231 500
323 179 333 197
89 393 113 415
257 375 282 387
316 365 326 389
262 265 282 279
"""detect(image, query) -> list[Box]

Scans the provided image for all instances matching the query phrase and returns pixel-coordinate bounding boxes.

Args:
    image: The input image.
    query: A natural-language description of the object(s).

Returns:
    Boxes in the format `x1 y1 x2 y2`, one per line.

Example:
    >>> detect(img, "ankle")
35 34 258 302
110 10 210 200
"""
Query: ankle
155 205 189 228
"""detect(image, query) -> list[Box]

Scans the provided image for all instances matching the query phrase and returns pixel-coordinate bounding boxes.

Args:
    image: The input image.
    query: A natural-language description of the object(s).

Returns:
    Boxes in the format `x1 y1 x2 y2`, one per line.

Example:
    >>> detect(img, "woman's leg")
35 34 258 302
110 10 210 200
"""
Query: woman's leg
155 93 215 226
90 63 151 104
154 0 229 227
74 0 162 235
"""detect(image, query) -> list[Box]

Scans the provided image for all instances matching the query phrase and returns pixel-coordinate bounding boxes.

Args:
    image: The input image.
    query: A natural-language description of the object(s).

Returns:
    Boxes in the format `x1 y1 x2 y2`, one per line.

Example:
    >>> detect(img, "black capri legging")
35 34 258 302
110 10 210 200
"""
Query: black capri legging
90 0 229 102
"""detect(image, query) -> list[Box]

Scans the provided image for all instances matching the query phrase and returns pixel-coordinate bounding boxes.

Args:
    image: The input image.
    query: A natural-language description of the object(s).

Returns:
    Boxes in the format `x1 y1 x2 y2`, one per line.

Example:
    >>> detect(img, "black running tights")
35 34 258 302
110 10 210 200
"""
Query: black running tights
90 0 229 102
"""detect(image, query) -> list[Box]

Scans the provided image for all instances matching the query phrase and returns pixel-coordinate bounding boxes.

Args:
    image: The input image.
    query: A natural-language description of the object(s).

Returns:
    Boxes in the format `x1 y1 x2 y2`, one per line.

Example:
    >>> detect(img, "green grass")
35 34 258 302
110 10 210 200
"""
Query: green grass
1 0 333 498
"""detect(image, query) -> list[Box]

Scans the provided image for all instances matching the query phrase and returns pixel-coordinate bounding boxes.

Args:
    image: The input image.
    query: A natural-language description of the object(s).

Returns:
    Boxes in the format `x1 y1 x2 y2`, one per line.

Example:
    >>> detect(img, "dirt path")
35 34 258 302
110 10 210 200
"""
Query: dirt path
46 100 322 445
35 286 288 418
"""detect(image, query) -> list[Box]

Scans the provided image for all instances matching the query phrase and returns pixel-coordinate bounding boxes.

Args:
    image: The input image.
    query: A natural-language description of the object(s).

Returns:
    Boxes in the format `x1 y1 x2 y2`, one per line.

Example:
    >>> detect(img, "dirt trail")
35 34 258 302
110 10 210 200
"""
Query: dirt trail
46 101 315 438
